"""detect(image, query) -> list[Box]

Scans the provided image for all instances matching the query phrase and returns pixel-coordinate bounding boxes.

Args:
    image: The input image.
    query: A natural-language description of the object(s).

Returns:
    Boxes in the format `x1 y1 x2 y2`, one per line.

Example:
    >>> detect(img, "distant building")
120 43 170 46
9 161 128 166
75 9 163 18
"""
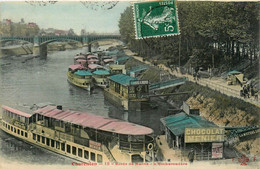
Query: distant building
3 19 12 25
54 30 68 36
27 22 38 28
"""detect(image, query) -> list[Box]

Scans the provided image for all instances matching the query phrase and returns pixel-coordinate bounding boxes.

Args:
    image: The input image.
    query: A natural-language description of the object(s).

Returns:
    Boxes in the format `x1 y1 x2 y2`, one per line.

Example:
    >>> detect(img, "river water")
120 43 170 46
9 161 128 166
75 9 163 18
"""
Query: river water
0 44 172 165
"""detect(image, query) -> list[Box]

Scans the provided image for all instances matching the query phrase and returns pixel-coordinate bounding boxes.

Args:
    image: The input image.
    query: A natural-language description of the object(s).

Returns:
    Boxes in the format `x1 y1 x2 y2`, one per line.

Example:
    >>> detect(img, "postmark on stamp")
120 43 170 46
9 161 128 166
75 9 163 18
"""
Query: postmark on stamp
133 0 180 39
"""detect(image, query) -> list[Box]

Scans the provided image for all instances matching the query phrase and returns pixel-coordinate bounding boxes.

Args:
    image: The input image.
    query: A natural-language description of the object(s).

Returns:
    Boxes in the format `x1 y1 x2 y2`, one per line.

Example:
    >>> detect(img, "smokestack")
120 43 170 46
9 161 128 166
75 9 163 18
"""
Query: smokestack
57 105 62 110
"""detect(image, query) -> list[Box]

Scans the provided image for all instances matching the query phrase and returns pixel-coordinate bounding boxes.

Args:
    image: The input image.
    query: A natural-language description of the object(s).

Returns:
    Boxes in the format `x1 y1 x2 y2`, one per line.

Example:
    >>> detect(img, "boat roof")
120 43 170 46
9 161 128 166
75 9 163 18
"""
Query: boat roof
35 105 153 135
69 64 86 70
87 59 99 62
228 70 241 75
76 60 87 64
74 55 86 60
160 112 217 136
75 70 93 76
2 105 32 118
116 56 130 62
87 55 98 59
88 64 104 70
93 70 110 75
130 65 148 73
109 74 137 86
104 58 114 63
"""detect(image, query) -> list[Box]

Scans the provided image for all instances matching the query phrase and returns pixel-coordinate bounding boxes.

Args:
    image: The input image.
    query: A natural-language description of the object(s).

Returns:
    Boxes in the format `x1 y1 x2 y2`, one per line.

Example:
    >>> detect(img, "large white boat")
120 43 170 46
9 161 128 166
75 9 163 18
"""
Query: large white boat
0 104 156 163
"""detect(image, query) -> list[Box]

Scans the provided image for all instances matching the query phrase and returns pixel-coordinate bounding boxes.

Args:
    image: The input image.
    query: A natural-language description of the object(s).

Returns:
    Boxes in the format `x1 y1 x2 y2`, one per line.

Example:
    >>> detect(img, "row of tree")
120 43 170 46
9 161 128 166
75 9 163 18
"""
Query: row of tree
118 2 259 70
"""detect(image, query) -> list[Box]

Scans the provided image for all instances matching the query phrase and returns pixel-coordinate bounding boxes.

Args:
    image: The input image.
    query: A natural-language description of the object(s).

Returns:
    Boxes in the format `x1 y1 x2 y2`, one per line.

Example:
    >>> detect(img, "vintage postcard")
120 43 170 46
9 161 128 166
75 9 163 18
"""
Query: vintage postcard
0 1 259 169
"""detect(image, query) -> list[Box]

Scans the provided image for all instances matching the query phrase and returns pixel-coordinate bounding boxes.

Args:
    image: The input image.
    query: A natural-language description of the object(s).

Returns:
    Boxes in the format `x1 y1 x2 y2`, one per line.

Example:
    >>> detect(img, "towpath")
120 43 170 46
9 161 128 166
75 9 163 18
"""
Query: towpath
124 49 260 107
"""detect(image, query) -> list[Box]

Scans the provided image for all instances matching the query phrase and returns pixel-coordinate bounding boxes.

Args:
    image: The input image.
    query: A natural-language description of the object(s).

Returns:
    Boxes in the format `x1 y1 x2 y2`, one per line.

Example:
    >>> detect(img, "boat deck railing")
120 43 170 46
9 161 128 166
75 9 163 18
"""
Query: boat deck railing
119 137 154 152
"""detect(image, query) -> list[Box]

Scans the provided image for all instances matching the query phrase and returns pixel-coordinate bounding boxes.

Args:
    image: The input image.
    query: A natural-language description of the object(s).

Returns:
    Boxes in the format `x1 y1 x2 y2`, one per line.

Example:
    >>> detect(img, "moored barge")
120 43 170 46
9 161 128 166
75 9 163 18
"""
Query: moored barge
0 104 156 163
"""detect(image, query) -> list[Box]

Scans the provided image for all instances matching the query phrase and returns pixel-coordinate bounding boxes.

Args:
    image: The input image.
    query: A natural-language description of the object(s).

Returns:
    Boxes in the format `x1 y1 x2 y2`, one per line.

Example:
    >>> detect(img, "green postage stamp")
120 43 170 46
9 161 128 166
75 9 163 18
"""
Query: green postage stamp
133 0 180 39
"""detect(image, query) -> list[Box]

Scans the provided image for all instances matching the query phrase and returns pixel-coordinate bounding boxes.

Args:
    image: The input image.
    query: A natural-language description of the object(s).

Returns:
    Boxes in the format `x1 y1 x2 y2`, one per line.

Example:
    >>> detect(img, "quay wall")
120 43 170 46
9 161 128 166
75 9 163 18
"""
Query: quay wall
104 89 127 110
104 88 149 111
0 46 31 57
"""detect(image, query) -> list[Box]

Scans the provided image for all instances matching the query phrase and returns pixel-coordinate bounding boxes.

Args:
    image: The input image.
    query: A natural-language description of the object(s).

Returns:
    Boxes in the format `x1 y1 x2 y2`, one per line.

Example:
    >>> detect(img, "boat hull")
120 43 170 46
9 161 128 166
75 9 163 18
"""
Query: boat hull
67 72 93 91
0 119 108 163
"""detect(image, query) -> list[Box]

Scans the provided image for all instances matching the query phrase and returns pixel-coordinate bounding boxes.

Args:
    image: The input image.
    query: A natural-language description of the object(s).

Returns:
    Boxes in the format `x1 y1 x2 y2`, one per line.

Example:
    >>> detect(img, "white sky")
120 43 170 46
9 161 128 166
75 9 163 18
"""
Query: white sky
0 1 131 34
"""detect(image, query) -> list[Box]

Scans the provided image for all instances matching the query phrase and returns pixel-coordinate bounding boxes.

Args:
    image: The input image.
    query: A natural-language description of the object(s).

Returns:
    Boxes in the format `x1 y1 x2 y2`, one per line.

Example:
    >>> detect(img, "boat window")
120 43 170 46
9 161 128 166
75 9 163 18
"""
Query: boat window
21 131 24 136
91 152 95 161
18 129 20 135
33 134 36 140
67 144 71 153
5 123 7 128
37 135 40 142
14 128 16 133
84 150 89 159
42 136 45 144
8 125 10 130
51 139 55 147
72 146 76 155
60 121 64 128
25 132 28 138
97 154 102 163
38 115 43 121
2 122 4 126
78 148 82 157
61 143 65 151
21 116 25 123
46 138 50 146
56 141 60 149
11 126 13 132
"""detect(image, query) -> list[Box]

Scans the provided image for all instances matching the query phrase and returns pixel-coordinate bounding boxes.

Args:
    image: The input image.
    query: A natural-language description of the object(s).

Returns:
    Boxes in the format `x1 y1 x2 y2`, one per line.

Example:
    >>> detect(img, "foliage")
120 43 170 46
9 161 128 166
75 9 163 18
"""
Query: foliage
118 2 259 70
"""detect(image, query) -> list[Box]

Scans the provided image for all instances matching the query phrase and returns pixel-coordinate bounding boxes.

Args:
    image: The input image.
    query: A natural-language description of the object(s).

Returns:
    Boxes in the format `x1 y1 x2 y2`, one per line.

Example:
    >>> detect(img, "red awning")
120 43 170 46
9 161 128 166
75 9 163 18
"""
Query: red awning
104 59 114 63
69 64 86 70
74 55 86 60
87 55 98 59
35 106 153 135
2 105 32 118
88 64 104 70
99 121 153 135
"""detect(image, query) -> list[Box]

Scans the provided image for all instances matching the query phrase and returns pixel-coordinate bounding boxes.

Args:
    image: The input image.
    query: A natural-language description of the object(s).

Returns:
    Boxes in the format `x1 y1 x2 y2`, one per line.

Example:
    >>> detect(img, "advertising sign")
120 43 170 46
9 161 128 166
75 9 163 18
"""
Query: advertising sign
212 143 223 158
185 128 225 143
130 80 149 85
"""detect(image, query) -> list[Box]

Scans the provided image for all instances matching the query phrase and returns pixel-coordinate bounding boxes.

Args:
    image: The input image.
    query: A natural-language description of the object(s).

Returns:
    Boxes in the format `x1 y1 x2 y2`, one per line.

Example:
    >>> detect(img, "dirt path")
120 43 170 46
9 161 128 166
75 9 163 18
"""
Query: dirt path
124 49 260 107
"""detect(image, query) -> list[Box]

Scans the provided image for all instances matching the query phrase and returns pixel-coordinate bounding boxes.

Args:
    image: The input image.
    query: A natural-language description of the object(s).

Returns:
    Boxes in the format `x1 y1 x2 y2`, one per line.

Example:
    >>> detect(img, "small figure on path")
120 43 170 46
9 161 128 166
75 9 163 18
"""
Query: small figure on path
188 148 195 163
251 87 255 98
197 72 200 81
193 72 196 80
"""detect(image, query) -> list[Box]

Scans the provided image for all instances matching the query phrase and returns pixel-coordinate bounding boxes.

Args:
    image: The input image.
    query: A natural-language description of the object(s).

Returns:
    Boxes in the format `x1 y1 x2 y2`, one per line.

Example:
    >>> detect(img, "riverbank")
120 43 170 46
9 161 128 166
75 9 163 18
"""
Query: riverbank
122 47 260 157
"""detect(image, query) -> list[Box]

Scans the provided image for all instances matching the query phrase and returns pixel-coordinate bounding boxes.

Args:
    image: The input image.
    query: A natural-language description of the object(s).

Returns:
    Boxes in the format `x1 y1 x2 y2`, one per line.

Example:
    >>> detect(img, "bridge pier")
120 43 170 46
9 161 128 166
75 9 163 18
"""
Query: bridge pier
33 45 40 57
0 41 2 58
88 44 91 52
33 44 47 59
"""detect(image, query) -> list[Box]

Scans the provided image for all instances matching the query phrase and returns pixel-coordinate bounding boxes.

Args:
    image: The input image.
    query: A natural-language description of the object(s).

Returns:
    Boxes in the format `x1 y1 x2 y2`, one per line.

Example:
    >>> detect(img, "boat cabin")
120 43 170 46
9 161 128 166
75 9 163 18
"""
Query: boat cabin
108 74 149 101
109 65 126 75
1 105 33 130
1 104 155 162
33 105 155 162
